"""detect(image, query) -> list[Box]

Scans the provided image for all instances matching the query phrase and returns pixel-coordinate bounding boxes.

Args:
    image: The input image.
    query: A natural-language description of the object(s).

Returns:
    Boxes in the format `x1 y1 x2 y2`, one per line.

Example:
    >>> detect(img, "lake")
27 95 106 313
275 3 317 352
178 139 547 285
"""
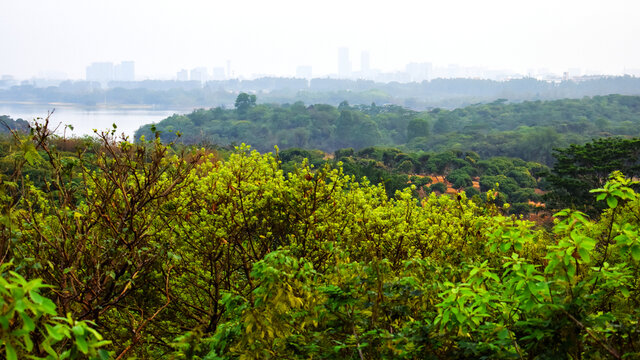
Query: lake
0 104 191 139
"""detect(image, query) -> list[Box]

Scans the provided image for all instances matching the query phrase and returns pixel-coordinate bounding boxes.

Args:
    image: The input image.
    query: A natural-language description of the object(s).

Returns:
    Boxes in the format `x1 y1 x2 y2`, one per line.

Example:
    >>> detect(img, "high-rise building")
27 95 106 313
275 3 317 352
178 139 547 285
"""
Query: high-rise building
338 47 351 78
87 61 135 85
176 69 189 81
190 67 208 83
114 61 135 81
86 62 114 86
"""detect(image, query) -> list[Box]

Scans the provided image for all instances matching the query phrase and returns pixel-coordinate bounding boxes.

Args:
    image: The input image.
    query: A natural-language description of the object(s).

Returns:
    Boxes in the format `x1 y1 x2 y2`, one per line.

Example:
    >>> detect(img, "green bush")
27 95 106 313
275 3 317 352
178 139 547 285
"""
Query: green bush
0 263 110 359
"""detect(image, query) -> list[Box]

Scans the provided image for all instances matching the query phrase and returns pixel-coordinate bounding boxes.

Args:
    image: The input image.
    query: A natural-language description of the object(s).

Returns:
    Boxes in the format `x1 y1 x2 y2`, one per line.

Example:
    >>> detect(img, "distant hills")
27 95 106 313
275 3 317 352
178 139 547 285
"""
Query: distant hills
3 76 640 110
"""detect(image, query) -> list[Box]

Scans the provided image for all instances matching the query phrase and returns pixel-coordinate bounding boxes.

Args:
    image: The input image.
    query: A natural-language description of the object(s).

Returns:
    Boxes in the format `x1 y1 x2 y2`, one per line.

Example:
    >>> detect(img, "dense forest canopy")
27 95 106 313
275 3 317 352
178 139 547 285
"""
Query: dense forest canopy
135 94 640 166
2 119 640 358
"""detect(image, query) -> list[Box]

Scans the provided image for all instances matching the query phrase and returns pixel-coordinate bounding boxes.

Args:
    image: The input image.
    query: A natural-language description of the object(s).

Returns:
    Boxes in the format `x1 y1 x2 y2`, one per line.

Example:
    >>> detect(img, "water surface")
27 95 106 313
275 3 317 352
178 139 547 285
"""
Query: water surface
0 104 189 139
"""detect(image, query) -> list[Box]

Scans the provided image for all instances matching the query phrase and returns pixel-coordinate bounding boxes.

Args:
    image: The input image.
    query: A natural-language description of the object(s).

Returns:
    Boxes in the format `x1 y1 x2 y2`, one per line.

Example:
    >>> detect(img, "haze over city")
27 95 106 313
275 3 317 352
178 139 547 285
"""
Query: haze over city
2 0 640 81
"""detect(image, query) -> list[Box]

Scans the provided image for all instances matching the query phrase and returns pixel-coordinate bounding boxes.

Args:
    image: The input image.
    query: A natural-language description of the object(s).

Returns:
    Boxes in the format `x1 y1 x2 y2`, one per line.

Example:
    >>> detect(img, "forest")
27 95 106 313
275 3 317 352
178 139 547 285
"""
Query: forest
135 94 640 166
2 104 640 358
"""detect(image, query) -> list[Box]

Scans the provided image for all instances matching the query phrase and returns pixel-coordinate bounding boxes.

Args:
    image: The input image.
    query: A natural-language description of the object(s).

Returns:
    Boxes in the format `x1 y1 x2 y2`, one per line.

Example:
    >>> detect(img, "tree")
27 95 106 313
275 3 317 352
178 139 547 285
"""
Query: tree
2 117 202 358
546 137 640 214
234 93 257 115
406 117 430 142
335 110 381 149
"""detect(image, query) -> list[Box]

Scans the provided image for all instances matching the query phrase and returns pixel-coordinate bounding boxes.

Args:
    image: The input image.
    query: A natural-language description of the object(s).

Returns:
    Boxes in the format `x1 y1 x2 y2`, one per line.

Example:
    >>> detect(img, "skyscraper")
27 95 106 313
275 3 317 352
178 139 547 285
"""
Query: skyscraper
114 61 135 81
176 69 189 81
338 47 351 78
86 62 114 86
190 67 208 83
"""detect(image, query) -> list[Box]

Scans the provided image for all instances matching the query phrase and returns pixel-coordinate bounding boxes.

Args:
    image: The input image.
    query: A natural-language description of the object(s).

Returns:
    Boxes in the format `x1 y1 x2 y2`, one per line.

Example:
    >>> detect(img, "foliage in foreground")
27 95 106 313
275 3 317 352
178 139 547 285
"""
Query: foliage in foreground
178 172 640 359
1 119 640 358
0 263 110 359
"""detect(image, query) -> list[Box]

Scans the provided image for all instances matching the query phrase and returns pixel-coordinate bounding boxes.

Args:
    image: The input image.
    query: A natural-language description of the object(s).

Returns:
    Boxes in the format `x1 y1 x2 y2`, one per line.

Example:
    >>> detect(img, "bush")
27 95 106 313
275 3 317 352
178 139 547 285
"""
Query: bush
430 182 447 193
0 263 110 359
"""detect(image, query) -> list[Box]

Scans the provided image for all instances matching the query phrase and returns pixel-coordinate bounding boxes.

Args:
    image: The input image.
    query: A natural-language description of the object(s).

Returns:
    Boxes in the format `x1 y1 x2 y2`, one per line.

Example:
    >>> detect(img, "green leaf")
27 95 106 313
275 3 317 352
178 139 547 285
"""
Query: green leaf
0 315 9 330
577 248 591 263
46 324 65 341
442 310 450 325
5 344 17 360
72 324 85 336
76 335 89 354
621 287 630 298
23 333 34 352
22 141 43 166
14 299 27 312
606 196 618 209
42 340 57 356
30 290 45 305
40 297 57 315
631 244 640 261
20 312 35 331
514 241 523 251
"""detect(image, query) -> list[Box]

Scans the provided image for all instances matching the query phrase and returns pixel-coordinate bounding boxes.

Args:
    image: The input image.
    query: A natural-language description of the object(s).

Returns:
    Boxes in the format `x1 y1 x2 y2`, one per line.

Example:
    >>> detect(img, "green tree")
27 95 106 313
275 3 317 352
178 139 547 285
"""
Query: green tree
546 137 640 214
234 92 257 116
406 117 430 142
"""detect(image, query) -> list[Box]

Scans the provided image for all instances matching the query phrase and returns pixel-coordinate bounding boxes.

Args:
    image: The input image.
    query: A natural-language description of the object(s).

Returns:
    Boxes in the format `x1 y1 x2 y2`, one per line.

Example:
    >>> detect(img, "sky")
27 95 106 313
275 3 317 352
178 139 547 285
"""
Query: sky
1 0 639 80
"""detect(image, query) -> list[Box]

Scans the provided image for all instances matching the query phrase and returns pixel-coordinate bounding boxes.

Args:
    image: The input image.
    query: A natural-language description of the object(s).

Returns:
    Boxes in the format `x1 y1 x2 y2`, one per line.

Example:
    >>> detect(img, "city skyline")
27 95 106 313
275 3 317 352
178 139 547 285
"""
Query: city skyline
2 52 634 88
1 0 639 81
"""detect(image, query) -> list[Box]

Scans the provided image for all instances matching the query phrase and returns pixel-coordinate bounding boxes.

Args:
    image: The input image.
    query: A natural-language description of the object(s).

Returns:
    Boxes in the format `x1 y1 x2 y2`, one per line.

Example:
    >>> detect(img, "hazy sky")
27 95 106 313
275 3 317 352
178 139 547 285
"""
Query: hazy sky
1 0 639 79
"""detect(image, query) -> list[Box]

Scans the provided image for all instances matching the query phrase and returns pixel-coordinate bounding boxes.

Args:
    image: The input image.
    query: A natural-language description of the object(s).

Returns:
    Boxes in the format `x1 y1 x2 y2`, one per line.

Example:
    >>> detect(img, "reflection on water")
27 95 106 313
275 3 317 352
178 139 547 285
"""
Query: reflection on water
0 104 190 139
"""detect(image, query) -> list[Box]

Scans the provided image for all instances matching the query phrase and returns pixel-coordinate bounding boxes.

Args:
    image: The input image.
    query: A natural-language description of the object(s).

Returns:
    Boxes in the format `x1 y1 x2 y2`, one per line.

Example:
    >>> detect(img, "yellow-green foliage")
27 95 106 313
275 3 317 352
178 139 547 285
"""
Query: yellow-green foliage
2 124 640 359
0 263 110 359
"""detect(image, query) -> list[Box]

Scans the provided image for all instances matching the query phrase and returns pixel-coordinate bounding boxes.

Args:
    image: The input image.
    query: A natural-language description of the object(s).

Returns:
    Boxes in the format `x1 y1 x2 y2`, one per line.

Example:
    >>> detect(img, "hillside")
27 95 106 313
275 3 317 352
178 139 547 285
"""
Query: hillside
135 94 640 165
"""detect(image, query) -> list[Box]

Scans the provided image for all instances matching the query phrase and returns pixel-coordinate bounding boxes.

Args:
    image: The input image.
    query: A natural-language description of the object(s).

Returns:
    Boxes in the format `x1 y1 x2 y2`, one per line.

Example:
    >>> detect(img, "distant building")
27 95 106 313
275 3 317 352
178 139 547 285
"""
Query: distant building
190 67 208 83
114 61 135 81
296 65 312 79
86 62 114 85
338 47 351 78
87 61 134 86
176 69 189 81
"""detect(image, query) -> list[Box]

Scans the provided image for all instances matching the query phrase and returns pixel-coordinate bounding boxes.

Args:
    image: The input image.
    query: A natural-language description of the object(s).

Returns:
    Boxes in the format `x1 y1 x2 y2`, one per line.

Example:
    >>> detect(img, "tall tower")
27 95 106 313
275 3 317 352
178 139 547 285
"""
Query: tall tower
338 47 351 78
